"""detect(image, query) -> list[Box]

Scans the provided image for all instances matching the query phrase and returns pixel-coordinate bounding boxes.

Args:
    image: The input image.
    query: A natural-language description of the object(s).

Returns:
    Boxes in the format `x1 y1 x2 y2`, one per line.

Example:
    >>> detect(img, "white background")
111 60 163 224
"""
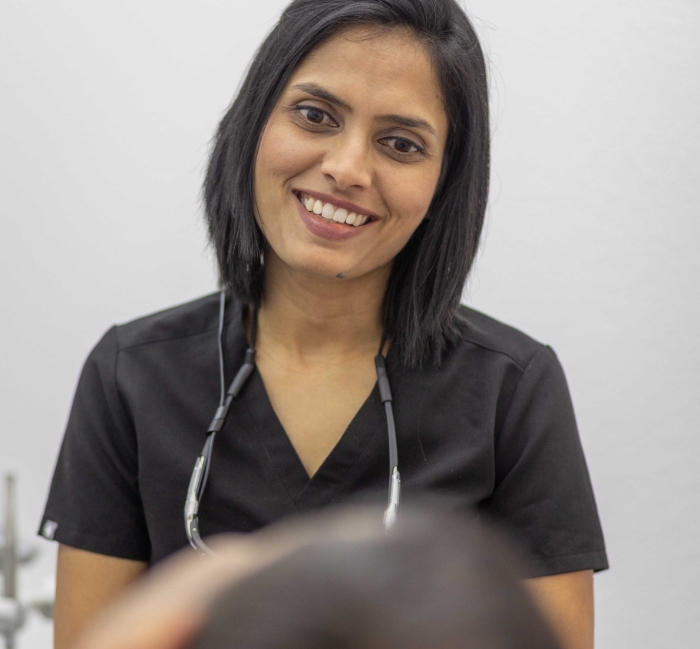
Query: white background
2 1 699 647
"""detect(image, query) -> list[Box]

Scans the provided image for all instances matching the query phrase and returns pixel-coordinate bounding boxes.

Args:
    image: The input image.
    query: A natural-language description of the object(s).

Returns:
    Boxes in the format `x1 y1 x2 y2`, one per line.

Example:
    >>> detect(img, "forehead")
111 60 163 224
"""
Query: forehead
286 25 448 136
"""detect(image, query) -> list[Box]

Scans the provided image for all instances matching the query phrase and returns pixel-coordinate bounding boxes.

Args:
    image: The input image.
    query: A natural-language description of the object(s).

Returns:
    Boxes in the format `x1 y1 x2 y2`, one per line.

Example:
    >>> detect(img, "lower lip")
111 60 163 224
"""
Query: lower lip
295 196 372 241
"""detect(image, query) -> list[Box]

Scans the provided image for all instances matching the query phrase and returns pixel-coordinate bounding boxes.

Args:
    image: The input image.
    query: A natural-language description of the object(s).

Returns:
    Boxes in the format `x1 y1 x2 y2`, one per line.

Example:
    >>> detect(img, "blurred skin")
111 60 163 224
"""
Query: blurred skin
67 536 301 649
70 511 388 649
55 25 595 649
54 546 147 649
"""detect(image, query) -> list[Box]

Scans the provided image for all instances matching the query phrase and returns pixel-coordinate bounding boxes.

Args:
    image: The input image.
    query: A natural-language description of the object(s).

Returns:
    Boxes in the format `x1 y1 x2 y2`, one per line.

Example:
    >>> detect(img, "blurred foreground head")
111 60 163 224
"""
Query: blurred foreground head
188 507 561 649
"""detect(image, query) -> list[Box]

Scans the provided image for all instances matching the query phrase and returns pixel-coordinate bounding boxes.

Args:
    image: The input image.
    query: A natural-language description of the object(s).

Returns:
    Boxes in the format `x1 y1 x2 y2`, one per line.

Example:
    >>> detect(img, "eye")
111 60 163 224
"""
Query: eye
380 136 424 156
297 105 337 127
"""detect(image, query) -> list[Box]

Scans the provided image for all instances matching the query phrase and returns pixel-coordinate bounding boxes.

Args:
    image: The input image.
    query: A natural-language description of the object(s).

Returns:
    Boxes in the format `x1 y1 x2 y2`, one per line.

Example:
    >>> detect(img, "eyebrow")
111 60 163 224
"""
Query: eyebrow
290 82 437 137
375 113 437 137
291 83 352 112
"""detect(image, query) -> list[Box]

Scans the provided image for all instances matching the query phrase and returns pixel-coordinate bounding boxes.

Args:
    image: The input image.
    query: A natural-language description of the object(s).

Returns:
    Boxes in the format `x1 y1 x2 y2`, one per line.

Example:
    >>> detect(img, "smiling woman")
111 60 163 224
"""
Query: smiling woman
40 1 606 649
255 27 448 285
204 3 490 369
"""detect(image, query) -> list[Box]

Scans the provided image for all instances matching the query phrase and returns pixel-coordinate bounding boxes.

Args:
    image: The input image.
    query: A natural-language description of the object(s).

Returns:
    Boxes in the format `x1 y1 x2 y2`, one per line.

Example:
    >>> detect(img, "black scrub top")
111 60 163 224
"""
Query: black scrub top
40 293 608 577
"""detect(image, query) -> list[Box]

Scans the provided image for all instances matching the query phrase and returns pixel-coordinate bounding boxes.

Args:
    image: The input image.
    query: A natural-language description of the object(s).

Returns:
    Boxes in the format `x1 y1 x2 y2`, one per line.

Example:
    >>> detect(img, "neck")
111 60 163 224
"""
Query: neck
256 250 390 364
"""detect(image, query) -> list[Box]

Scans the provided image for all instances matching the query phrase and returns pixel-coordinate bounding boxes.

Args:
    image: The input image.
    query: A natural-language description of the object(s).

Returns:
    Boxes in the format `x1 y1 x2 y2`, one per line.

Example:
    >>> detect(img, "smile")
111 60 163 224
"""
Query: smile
294 191 372 227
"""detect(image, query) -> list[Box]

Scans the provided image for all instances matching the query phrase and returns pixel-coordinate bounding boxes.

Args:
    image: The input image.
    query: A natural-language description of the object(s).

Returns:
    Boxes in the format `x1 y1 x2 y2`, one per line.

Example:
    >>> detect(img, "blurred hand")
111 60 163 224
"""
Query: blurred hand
71 507 384 649
70 534 296 649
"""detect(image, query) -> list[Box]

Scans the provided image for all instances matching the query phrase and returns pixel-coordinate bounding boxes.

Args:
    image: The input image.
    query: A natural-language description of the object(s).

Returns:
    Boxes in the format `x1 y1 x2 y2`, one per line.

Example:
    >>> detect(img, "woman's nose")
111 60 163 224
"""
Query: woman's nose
319 132 372 190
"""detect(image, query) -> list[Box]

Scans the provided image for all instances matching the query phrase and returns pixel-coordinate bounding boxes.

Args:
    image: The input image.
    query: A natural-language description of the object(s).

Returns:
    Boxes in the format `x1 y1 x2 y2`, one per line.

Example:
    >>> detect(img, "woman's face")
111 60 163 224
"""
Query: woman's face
254 25 448 283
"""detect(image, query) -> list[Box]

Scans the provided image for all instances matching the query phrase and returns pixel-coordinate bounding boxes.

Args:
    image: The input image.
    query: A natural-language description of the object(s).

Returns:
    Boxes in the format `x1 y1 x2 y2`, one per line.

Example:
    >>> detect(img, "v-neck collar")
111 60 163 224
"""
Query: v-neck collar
223 296 400 511
243 368 384 508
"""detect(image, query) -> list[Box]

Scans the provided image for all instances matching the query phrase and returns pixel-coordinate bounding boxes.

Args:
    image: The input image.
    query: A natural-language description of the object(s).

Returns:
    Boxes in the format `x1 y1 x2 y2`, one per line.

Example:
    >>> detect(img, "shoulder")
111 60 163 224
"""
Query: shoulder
112 292 227 351
453 304 552 371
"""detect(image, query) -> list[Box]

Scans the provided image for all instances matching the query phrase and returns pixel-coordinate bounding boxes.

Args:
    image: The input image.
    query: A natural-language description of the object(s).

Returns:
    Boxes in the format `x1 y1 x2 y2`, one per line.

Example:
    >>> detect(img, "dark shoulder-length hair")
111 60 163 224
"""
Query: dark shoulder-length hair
204 0 490 367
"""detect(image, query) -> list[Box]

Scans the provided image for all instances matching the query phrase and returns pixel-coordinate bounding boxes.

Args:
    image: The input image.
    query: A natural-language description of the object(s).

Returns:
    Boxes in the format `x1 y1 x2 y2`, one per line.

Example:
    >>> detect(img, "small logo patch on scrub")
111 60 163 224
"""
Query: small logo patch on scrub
41 520 58 540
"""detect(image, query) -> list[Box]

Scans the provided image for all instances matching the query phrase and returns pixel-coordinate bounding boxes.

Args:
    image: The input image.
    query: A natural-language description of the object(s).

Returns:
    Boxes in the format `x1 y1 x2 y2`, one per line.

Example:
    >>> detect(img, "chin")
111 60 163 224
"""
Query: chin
290 254 356 280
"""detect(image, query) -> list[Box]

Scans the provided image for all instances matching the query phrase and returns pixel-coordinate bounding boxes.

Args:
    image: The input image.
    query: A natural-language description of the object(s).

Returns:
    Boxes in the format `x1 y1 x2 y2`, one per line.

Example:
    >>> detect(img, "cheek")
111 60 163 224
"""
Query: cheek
383 166 440 230
367 167 440 265
255 121 317 192
254 120 307 233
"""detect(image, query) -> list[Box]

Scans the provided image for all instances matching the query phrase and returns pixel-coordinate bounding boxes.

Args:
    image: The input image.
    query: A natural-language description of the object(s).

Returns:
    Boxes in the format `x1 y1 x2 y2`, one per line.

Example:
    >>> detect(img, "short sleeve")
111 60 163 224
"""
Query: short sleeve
481 346 608 577
38 327 151 561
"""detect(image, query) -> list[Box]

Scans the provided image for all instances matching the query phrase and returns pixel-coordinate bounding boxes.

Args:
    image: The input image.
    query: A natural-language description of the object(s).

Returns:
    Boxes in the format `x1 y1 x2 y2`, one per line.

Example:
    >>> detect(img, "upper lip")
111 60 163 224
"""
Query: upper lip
294 189 380 220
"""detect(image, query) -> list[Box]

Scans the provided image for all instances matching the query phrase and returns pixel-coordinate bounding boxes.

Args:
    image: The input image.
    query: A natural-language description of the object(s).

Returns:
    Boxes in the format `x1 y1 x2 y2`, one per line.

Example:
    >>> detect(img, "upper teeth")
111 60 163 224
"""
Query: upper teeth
300 194 368 226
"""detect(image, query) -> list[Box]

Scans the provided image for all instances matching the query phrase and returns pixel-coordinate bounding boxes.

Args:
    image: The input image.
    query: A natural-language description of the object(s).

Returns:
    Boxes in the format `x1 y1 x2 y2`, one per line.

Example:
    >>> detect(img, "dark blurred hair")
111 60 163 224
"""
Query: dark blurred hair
188 508 560 649
204 0 490 367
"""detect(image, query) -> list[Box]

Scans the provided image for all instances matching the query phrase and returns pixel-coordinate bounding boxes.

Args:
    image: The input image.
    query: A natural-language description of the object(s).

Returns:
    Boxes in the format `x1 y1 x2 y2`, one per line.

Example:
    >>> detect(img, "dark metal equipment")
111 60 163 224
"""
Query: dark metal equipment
1 474 53 649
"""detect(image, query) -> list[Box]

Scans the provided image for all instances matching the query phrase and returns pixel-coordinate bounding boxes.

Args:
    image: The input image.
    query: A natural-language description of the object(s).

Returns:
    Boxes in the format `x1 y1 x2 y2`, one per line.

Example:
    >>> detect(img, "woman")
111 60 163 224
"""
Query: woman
41 0 607 647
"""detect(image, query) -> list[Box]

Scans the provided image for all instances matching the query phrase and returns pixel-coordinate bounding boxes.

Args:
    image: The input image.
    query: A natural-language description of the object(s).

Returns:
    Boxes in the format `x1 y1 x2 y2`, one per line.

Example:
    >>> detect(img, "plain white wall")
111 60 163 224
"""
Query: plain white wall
1 1 698 647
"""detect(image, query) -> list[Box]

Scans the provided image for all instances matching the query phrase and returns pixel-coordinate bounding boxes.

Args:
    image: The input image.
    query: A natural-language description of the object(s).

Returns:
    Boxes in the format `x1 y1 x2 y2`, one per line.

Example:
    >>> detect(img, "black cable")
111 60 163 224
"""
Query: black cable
385 401 398 471
378 330 388 356
250 305 258 349
374 342 397 472
217 289 226 408
189 300 400 554
198 432 217 501
190 294 257 555
374 333 400 523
